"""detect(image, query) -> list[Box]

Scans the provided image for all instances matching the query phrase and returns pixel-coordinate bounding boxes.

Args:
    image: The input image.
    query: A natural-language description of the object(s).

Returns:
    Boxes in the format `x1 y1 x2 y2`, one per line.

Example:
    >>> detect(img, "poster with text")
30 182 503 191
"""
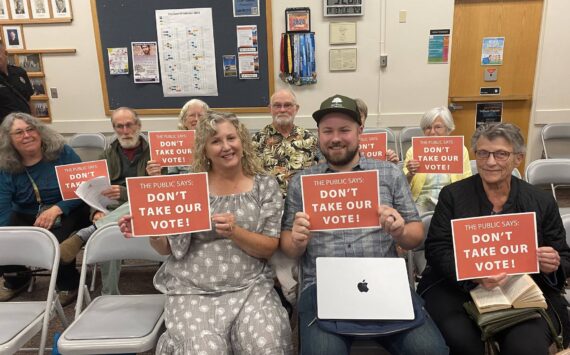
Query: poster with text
108 47 129 75
131 41 160 83
452 212 538 281
412 136 464 174
301 170 380 231
481 37 504 65
148 130 195 167
55 160 110 200
359 132 387 161
127 173 211 237
427 29 450 64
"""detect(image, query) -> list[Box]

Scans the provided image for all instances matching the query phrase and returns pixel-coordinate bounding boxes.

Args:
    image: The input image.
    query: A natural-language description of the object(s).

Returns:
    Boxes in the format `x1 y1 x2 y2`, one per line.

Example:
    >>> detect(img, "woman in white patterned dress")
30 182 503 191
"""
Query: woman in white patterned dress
120 111 293 354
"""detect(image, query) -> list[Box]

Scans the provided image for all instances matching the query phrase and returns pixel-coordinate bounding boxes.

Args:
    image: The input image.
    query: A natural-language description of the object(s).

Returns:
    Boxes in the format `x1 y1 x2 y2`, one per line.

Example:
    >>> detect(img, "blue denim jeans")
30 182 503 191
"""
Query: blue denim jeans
298 286 449 355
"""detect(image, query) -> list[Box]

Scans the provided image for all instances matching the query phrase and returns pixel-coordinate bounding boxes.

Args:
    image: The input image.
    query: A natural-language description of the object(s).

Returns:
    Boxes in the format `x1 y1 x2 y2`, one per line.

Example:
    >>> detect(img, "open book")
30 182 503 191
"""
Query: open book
470 274 547 313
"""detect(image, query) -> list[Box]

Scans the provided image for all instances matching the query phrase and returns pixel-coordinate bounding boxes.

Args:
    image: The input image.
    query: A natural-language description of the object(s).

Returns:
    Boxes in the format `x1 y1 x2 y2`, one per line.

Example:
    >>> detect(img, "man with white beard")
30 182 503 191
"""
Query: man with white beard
59 107 151 295
252 89 319 197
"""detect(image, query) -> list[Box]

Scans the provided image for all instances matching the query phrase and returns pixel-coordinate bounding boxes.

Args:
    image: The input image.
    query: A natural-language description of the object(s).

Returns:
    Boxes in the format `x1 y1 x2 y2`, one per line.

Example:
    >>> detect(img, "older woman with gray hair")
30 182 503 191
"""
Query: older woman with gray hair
403 106 472 213
177 98 209 130
418 123 570 354
0 113 90 304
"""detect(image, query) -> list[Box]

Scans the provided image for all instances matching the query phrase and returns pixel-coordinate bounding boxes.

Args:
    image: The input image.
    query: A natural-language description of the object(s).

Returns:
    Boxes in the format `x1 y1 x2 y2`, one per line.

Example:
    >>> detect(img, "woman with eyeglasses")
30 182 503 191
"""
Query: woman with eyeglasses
417 123 570 354
0 112 90 303
403 106 472 214
120 111 293 354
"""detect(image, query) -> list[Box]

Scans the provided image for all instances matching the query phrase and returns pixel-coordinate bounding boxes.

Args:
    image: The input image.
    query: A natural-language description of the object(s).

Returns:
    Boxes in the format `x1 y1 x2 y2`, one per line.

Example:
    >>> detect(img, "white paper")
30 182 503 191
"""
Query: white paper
94 202 131 229
156 8 218 97
75 176 114 214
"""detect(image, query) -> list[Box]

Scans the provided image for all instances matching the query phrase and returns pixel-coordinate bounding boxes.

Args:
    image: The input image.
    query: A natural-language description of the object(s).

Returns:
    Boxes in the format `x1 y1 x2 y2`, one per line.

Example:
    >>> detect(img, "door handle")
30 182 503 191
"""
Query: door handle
448 103 464 111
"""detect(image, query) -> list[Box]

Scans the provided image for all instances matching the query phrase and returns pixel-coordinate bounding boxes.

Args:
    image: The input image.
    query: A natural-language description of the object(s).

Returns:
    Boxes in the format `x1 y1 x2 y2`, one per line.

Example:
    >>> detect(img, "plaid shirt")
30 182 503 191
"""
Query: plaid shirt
252 124 319 197
282 157 420 291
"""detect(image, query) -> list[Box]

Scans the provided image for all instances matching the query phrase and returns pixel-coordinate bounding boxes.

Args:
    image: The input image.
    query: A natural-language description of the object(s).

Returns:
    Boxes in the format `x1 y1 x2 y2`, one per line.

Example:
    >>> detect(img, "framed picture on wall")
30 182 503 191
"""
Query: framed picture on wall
285 7 310 33
30 77 47 96
32 101 50 118
9 0 30 19
2 25 25 50
51 0 71 18
17 53 42 73
0 0 9 20
30 0 50 19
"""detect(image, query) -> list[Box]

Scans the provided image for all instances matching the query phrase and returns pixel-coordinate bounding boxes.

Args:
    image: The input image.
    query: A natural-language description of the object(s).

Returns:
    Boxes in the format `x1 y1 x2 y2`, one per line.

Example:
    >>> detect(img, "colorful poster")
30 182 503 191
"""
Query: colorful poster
131 41 160 83
359 132 387 161
127 173 211 237
301 170 380 231
223 55 237 77
476 102 502 128
156 8 218 96
107 47 129 75
233 0 259 17
481 37 505 65
412 136 464 174
55 160 110 200
236 25 258 52
428 29 450 64
148 130 195 167
238 52 259 79
452 213 539 280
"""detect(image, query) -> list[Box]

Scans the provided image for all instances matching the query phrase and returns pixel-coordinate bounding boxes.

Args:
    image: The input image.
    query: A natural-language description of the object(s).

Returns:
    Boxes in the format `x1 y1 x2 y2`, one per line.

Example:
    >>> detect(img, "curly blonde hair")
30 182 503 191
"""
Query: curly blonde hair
192 111 263 176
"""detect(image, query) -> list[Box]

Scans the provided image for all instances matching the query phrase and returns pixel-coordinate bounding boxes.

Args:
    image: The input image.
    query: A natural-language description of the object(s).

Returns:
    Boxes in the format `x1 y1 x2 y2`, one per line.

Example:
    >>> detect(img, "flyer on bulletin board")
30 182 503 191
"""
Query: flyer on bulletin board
481 37 504 65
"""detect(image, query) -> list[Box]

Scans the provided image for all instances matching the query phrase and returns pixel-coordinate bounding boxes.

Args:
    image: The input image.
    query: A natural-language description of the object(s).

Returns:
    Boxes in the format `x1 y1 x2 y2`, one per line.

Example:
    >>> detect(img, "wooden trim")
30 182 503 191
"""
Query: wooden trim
27 71 44 77
6 48 76 54
0 18 72 24
266 0 275 102
31 95 49 101
450 95 531 102
90 0 111 116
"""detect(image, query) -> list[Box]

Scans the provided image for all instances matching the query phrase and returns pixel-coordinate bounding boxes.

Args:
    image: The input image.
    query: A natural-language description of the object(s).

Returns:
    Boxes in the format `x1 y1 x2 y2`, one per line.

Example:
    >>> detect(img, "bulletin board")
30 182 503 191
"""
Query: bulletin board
91 0 274 115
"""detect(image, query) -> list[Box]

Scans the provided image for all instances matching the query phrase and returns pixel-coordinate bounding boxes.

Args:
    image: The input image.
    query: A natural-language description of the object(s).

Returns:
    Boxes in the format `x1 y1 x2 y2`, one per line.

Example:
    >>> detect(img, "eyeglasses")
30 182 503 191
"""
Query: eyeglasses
271 103 296 110
113 122 137 130
10 126 36 138
424 124 447 132
475 150 513 161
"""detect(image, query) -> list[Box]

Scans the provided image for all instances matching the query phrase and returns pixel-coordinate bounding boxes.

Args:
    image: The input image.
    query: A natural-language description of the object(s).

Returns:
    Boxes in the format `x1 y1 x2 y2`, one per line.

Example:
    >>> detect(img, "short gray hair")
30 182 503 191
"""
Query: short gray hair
270 89 297 105
471 123 526 154
111 107 140 125
420 106 455 133
177 99 209 130
0 112 66 173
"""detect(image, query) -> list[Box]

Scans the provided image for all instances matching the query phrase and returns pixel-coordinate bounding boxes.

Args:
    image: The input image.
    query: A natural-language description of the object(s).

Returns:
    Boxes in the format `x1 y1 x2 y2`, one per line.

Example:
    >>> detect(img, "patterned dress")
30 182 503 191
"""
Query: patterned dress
154 175 293 355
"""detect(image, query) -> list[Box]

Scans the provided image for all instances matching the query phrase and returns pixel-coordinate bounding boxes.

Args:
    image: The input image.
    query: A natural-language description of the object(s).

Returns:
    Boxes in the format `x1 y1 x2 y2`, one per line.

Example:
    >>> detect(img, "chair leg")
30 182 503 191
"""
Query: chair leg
90 263 97 292
27 275 35 292
54 293 69 327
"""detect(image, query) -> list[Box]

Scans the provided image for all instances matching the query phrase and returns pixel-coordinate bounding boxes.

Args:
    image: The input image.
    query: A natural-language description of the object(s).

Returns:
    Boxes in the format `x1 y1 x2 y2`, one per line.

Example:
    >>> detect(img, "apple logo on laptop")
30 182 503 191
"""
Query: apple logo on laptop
357 280 369 293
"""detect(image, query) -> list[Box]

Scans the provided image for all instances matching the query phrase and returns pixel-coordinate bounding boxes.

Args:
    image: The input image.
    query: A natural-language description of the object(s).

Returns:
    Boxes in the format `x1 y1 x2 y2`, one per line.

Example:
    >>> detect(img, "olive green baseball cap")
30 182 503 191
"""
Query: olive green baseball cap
312 94 361 126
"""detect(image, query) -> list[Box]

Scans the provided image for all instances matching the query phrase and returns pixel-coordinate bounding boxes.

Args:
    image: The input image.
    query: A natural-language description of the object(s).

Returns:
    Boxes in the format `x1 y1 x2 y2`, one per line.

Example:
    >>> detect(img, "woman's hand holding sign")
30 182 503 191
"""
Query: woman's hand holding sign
119 214 171 255
537 246 560 274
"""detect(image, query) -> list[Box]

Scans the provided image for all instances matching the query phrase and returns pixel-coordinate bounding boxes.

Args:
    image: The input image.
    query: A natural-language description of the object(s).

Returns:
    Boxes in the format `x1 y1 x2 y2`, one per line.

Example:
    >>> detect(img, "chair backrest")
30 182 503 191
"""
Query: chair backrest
525 158 570 187
364 127 398 158
69 133 107 162
398 126 423 158
541 123 570 159
418 211 434 252
562 214 570 247
0 227 59 270
83 223 167 265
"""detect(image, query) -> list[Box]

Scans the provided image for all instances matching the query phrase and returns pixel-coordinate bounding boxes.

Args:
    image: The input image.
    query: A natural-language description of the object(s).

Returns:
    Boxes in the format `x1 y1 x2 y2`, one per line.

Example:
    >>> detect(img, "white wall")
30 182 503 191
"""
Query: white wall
18 0 569 164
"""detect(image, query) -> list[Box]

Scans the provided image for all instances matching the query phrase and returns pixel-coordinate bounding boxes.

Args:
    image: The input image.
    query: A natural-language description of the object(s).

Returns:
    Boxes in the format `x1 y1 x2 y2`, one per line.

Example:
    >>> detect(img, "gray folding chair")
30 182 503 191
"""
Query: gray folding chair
364 127 399 160
0 227 68 355
68 133 107 162
541 123 570 159
525 159 570 216
57 223 167 354
407 212 433 288
398 126 423 159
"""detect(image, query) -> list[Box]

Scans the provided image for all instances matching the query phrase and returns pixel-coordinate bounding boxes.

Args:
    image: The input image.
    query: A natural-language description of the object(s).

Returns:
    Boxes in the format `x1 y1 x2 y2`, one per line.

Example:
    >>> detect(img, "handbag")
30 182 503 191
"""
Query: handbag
463 301 563 352
309 284 426 337
26 169 62 228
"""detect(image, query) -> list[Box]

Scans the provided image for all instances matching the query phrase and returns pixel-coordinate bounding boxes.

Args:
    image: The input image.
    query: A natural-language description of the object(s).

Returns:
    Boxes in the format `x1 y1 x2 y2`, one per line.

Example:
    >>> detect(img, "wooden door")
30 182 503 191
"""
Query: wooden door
448 0 543 173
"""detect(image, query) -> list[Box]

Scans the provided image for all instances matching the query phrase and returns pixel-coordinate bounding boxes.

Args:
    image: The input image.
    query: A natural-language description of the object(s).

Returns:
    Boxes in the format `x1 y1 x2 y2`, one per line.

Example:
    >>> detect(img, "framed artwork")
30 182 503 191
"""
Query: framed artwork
51 0 71 18
285 7 310 33
2 25 24 50
30 0 50 19
32 101 50 117
30 77 47 96
0 0 9 20
17 53 42 72
7 54 16 65
329 48 357 71
329 22 357 45
9 0 30 19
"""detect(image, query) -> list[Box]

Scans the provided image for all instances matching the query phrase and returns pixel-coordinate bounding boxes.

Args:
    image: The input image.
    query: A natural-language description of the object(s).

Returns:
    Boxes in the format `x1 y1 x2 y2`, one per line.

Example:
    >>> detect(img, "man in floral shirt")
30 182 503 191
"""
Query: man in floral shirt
252 89 319 197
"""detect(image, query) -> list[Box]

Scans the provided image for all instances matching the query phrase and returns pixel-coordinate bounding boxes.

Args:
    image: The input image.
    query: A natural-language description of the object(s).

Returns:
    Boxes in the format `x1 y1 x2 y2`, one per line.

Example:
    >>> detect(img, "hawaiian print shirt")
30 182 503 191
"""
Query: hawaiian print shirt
252 124 319 196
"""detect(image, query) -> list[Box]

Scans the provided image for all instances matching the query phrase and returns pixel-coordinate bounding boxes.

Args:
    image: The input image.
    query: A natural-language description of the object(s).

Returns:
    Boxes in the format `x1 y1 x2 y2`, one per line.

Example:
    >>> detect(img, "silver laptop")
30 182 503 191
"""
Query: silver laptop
316 257 414 320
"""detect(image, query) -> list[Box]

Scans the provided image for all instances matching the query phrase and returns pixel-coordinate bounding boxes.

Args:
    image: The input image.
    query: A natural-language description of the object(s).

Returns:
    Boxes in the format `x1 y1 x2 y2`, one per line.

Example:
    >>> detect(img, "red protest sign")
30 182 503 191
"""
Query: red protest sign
452 212 538 281
412 136 464 174
55 160 110 200
359 132 387 161
148 130 195 167
127 173 211 237
301 170 380 231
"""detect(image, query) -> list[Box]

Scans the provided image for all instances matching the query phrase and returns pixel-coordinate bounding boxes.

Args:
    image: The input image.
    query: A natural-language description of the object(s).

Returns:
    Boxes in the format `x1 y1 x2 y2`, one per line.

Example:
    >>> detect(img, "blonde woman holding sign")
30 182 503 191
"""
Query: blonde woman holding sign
120 111 293 354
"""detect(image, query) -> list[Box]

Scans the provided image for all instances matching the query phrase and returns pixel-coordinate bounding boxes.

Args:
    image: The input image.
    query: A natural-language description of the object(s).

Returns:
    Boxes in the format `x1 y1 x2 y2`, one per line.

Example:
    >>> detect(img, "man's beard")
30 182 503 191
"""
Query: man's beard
274 114 294 127
321 142 359 167
118 133 141 149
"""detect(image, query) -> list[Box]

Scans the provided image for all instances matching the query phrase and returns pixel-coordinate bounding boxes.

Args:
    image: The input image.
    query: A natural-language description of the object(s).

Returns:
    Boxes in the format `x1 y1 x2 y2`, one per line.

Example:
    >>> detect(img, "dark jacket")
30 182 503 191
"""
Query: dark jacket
418 174 570 345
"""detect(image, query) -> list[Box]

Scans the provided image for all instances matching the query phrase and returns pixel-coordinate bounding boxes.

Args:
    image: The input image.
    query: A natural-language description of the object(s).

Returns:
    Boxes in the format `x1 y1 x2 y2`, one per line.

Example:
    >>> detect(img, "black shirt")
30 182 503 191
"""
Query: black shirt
0 65 33 123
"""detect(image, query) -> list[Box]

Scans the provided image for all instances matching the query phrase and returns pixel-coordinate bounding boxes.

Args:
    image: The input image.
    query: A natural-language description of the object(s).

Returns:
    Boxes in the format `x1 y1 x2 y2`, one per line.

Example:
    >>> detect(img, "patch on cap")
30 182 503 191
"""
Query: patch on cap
312 94 361 125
